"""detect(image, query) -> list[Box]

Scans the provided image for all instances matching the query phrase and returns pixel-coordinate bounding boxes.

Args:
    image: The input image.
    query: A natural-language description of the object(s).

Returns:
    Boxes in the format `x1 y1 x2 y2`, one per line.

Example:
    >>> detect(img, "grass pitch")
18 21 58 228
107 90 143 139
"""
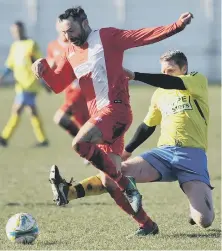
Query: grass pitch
0 85 221 250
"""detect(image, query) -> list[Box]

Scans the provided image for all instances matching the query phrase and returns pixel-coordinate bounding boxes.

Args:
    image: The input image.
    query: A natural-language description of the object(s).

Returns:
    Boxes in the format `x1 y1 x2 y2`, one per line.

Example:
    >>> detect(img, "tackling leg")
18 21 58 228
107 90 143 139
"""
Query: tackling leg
182 180 214 228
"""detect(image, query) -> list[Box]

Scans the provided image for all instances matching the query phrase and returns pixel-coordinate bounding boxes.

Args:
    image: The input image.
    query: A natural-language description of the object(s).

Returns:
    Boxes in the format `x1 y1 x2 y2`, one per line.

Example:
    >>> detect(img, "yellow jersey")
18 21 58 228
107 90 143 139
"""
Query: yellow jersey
5 39 42 93
143 72 209 151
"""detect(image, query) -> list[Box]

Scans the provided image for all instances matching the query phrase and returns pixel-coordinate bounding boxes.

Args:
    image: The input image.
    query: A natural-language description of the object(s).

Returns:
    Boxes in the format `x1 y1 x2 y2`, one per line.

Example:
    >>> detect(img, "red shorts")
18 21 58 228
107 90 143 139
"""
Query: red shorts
89 104 133 155
60 88 89 127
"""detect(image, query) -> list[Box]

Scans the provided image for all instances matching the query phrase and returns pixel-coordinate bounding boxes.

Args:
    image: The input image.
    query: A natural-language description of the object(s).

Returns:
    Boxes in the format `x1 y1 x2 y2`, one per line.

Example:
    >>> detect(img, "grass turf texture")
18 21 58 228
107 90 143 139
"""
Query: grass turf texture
0 85 221 250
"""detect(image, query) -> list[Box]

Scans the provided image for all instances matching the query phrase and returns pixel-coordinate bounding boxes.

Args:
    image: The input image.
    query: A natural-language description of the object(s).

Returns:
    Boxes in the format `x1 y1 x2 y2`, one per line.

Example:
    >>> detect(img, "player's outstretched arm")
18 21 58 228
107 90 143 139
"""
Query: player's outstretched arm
32 56 75 94
122 123 156 161
124 68 186 90
135 72 186 90
112 12 193 51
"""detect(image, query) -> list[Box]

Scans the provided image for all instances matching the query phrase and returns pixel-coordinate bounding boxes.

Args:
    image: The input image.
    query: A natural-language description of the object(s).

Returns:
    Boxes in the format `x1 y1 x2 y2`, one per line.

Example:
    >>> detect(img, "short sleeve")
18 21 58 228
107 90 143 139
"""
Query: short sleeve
179 73 208 98
143 90 162 127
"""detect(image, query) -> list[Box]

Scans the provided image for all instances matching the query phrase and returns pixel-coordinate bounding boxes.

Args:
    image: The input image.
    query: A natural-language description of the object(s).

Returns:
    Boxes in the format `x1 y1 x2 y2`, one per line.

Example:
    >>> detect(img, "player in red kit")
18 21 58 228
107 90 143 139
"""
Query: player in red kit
47 21 89 139
32 7 193 236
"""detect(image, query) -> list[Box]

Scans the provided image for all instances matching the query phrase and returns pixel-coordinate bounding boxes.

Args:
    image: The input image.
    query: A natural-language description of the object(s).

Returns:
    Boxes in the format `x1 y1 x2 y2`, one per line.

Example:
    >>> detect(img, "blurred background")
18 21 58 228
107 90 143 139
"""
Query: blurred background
0 0 221 82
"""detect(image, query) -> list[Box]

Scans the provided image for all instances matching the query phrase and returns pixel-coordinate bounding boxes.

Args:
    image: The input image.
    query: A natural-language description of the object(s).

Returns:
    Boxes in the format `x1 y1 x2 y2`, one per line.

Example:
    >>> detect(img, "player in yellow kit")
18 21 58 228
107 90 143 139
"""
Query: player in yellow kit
57 50 214 235
0 21 49 147
121 51 214 230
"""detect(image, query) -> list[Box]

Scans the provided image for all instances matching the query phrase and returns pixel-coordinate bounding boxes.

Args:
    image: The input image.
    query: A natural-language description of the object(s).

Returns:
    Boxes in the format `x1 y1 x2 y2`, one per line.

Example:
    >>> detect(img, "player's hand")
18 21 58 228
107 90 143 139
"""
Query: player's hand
122 150 132 161
179 12 194 26
31 58 46 79
123 68 135 80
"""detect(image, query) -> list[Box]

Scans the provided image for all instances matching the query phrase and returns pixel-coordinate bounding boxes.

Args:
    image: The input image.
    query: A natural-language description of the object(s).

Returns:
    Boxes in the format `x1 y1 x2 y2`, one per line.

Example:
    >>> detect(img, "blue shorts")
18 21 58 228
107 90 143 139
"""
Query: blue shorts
14 92 37 107
140 146 212 189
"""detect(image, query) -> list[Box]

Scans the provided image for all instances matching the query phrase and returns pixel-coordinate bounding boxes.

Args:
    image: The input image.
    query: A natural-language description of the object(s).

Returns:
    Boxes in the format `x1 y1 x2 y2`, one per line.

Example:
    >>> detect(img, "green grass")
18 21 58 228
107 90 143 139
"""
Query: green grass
0 86 221 250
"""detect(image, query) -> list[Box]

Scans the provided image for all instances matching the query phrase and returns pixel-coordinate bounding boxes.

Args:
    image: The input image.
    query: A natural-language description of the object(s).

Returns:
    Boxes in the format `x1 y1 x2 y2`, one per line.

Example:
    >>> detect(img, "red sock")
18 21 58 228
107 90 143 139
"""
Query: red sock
113 173 131 191
75 142 130 190
109 188 153 228
132 207 153 228
109 188 135 216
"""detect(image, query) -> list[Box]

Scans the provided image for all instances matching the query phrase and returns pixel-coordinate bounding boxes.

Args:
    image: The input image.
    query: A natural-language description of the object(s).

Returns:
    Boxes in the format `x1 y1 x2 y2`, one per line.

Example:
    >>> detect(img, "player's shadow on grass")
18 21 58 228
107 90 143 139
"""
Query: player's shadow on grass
170 229 221 239
5 202 55 207
5 201 112 207
41 241 60 246
79 202 111 206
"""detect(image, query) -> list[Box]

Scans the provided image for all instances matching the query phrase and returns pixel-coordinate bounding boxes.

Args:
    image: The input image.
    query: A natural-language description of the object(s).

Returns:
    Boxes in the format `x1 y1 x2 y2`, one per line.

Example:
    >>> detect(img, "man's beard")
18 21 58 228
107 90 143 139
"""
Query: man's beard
70 27 88 46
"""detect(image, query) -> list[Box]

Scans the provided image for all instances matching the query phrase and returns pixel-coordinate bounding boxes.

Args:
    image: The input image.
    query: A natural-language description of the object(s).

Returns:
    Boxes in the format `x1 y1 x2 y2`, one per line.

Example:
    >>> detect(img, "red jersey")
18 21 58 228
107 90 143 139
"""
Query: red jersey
47 39 68 66
42 21 185 116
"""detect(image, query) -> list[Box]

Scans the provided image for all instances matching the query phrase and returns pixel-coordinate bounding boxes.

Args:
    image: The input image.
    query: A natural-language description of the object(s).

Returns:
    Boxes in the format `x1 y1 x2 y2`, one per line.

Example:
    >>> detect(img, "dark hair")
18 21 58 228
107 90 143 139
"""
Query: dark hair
58 6 87 22
14 21 24 29
160 50 188 69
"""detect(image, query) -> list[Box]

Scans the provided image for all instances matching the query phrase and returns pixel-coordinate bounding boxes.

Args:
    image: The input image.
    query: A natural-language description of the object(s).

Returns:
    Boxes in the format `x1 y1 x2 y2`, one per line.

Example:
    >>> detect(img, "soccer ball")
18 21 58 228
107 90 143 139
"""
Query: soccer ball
6 213 39 244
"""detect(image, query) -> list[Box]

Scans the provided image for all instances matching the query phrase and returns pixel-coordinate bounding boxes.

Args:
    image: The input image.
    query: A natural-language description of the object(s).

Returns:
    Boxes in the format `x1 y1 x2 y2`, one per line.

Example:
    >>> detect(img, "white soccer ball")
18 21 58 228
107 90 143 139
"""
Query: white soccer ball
6 213 39 244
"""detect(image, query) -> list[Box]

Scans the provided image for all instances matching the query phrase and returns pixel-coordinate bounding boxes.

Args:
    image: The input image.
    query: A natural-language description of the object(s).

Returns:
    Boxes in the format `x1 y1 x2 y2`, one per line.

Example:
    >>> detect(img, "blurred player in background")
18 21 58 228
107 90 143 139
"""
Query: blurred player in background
0 21 49 147
47 20 90 165
32 6 193 236
64 50 214 233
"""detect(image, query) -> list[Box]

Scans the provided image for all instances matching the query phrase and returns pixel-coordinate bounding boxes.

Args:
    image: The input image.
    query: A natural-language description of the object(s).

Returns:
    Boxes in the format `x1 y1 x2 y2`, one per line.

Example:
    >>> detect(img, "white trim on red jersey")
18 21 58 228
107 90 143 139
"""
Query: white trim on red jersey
73 30 110 112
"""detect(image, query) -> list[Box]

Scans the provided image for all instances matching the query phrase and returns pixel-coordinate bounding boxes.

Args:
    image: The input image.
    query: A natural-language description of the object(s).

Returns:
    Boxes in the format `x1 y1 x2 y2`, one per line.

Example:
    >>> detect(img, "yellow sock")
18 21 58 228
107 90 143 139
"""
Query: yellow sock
1 114 20 140
68 175 107 201
31 115 47 142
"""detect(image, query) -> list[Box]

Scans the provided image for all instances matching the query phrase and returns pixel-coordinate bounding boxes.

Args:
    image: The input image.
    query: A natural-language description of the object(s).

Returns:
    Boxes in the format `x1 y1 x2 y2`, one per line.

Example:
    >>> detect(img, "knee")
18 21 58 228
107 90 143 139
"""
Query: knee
29 106 38 116
12 105 23 115
199 214 214 228
121 161 128 176
192 211 215 228
72 140 95 160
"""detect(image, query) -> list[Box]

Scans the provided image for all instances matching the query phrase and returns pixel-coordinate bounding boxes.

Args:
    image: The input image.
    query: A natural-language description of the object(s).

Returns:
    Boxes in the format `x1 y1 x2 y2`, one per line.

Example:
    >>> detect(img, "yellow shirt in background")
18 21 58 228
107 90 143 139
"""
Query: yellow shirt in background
6 39 42 93
143 73 209 151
